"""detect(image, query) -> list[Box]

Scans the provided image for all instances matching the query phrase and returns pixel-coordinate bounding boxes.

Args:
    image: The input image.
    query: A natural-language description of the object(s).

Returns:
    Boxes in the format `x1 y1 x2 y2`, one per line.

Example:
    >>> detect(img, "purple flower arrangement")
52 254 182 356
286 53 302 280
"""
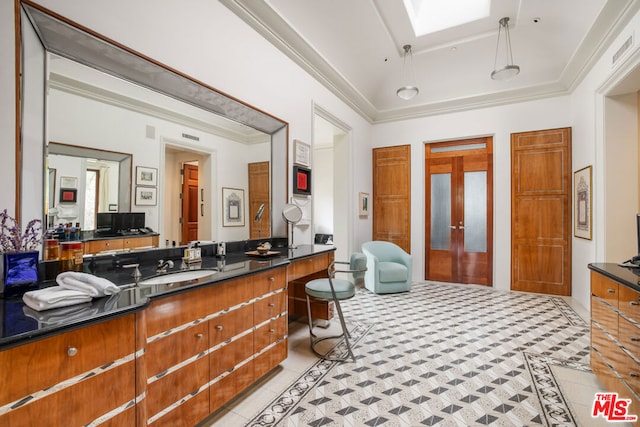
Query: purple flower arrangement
0 209 43 253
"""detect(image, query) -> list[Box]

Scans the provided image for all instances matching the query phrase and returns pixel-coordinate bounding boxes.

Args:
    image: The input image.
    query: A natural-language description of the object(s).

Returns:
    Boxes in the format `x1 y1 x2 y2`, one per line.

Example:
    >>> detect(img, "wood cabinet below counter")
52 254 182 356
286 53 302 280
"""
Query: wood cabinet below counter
83 234 159 254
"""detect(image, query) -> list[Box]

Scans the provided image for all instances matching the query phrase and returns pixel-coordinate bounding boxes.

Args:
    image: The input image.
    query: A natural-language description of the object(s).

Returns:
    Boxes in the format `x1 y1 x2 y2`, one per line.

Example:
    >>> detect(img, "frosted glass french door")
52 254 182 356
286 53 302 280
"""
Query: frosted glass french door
425 141 493 285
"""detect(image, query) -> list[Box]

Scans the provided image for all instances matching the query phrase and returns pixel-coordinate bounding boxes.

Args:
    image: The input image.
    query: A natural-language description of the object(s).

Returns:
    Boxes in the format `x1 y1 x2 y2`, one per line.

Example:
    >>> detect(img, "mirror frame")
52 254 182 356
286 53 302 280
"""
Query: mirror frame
16 0 290 239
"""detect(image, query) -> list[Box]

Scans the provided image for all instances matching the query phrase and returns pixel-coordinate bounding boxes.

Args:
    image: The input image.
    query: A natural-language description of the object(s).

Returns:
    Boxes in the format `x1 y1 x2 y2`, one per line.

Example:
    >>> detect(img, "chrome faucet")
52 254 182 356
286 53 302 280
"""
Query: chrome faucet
122 263 141 280
156 259 174 274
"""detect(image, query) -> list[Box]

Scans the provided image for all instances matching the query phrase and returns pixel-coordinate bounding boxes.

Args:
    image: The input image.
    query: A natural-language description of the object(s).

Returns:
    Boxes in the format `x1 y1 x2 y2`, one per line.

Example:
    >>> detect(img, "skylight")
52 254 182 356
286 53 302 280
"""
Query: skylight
403 0 490 36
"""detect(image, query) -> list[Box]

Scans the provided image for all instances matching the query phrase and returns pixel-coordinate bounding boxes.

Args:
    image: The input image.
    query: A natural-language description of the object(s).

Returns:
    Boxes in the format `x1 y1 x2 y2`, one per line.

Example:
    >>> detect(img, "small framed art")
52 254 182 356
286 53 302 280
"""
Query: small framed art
135 186 157 206
222 187 245 227
59 188 77 203
574 165 592 240
136 166 158 186
293 139 311 167
293 165 311 196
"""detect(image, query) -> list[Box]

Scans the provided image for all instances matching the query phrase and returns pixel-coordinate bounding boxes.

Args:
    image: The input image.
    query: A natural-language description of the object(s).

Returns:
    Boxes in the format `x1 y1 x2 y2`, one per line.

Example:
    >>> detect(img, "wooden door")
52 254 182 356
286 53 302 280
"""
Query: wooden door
511 127 571 295
181 163 198 244
248 161 270 239
372 145 411 252
425 138 493 285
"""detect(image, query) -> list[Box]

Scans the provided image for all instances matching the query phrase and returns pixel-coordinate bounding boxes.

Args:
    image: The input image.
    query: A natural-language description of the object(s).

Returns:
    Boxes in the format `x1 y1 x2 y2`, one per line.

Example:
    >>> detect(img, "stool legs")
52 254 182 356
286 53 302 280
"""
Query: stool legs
305 294 355 362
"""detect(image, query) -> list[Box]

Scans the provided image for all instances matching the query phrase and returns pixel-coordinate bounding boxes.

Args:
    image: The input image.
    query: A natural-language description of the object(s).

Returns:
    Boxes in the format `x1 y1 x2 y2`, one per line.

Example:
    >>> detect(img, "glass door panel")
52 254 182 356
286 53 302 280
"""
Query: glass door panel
430 173 451 250
463 171 487 253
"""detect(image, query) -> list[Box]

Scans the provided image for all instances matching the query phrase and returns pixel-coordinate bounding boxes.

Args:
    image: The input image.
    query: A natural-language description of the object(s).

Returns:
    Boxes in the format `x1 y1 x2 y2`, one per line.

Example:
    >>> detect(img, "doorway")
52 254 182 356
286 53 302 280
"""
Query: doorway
312 108 351 261
425 137 493 285
163 143 212 247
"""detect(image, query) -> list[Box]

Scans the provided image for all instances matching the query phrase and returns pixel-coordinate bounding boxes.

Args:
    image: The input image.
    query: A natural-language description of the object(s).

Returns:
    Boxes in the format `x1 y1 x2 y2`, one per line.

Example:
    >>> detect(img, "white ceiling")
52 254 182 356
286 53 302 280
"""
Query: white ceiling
222 0 640 123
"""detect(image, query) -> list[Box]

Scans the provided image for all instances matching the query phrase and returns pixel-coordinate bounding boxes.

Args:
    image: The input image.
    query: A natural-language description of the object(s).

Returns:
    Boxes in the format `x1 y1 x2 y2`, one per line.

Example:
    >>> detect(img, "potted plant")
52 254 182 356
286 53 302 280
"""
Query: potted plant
0 209 42 297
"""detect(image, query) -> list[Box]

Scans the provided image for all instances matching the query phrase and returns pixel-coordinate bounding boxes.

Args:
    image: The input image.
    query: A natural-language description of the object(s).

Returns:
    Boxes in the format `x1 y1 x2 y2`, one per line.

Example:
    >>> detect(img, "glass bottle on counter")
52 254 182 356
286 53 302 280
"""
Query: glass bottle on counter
60 241 84 272
44 238 60 261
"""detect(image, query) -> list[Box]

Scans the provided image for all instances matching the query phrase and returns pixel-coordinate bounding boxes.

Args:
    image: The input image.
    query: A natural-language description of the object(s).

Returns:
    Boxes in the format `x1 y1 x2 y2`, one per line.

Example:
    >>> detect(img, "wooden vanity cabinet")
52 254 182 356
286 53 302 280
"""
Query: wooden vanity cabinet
590 270 640 422
288 251 335 320
139 266 288 425
0 315 136 426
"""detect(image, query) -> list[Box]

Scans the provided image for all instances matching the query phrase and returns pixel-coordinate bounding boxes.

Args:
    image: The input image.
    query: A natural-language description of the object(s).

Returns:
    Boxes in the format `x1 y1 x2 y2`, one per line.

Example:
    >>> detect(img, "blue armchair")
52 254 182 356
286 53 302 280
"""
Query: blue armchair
361 241 412 294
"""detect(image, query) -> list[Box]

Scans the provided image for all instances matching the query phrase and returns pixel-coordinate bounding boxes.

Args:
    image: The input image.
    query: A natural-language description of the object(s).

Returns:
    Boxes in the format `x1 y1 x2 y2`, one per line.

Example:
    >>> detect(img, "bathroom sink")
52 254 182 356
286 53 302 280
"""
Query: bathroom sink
138 269 217 286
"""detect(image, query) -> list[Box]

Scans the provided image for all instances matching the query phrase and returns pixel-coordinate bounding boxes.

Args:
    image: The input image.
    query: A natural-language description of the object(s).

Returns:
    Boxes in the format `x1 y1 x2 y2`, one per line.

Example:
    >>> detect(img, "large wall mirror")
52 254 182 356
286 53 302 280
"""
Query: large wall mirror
19 1 289 246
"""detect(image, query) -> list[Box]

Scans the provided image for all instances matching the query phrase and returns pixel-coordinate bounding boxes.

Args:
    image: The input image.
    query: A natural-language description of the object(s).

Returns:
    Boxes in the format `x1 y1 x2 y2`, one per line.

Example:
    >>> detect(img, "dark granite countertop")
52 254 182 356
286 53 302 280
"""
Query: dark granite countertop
588 262 640 293
0 244 334 350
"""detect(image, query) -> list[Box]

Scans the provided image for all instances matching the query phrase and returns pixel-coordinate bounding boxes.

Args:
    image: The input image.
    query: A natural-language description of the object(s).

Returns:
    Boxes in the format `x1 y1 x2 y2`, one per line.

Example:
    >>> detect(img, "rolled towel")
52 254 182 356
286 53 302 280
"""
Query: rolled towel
23 286 93 311
57 272 121 298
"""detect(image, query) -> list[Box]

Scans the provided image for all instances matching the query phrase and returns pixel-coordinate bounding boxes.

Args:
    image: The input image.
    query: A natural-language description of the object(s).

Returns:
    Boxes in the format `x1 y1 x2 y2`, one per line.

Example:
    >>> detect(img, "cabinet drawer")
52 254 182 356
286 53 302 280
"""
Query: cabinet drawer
210 333 254 379
146 286 221 336
209 304 254 347
0 315 134 406
592 324 640 394
591 270 619 308
619 285 640 323
255 292 287 324
619 315 640 360
592 296 618 339
290 253 332 281
252 267 287 296
146 322 208 377
123 236 155 249
84 238 124 254
255 315 287 352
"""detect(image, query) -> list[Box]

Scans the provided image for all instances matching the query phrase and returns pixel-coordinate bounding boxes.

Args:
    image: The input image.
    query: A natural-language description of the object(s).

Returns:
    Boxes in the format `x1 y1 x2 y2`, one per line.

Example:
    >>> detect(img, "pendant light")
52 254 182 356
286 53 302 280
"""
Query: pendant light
396 44 419 100
491 17 520 80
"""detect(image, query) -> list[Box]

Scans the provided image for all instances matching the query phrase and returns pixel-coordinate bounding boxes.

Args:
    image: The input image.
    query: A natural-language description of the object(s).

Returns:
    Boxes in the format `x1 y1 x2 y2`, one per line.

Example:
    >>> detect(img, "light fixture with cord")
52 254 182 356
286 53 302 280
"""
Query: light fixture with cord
491 17 520 80
396 44 419 100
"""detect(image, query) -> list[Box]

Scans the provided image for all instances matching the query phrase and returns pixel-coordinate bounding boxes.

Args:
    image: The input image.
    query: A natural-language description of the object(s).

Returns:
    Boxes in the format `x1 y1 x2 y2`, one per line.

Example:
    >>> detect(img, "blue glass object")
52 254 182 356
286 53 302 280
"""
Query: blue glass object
3 251 39 298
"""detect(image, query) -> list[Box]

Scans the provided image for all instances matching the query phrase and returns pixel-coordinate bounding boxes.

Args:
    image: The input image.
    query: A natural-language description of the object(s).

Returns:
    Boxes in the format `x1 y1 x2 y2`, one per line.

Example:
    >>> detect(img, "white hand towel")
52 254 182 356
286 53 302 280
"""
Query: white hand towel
57 272 121 298
22 286 93 311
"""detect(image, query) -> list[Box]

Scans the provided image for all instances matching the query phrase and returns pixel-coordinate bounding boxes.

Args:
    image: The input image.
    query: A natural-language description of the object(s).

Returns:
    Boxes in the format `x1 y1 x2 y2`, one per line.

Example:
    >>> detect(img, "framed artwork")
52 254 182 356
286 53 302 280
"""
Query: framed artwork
59 188 77 203
574 165 592 240
223 187 245 227
359 192 370 217
293 165 312 196
135 186 157 206
293 139 311 167
60 176 78 189
136 166 158 186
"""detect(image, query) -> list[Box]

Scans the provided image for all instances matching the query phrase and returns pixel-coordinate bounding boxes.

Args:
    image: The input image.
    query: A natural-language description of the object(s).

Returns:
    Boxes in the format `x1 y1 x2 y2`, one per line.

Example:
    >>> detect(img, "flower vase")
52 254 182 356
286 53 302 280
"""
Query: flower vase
1 251 40 298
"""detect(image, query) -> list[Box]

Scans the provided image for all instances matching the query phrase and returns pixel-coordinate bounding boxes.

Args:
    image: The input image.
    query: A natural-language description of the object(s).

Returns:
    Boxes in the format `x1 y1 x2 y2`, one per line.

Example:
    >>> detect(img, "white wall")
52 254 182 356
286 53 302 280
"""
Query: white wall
371 97 573 293
0 0 15 215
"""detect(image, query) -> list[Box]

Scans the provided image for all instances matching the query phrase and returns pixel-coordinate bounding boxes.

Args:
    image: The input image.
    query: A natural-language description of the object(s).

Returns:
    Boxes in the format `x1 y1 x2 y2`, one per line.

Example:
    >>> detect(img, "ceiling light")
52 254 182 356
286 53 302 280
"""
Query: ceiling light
491 17 520 81
396 45 419 100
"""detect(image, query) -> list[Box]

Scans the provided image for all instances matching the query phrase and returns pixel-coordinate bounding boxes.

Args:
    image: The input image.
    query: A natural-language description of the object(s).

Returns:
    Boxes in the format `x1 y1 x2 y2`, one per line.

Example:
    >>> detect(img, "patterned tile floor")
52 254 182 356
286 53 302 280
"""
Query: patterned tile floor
201 282 624 426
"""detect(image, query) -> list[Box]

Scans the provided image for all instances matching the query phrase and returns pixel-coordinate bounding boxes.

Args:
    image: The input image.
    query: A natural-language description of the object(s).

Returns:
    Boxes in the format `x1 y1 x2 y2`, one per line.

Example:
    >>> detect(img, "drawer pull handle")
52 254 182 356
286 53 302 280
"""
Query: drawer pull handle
269 328 275 333
67 347 78 357
216 325 223 331
631 302 640 306
269 277 275 282
269 303 275 307
630 337 640 342
196 333 204 339
630 372 639 378
608 289 615 294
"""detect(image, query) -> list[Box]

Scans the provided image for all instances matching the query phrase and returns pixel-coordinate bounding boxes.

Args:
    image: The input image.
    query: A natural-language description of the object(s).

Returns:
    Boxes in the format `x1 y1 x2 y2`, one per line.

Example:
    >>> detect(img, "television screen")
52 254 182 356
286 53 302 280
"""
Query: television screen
96 213 113 232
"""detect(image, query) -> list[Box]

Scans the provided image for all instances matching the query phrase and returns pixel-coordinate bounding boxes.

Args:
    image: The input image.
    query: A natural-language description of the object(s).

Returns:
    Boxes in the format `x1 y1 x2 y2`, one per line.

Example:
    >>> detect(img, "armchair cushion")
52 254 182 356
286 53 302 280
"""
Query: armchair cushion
378 262 408 283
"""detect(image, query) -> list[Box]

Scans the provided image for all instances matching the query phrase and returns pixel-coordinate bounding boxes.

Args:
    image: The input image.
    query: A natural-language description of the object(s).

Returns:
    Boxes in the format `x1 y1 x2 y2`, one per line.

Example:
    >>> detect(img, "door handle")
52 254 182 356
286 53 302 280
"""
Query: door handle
449 225 457 229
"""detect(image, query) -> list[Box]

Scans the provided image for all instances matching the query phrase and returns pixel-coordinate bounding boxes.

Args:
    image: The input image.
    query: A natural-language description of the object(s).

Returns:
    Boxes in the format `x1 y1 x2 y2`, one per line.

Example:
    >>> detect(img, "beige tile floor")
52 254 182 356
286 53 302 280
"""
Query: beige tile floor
198 296 629 427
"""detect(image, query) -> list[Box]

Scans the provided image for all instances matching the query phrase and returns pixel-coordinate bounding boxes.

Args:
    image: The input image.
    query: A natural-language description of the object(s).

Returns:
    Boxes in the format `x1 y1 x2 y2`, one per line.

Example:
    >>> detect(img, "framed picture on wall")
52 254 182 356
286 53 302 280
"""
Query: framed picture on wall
293 139 311 167
59 188 77 203
136 166 158 186
135 186 157 206
574 165 592 240
293 165 311 196
359 192 369 217
222 187 245 227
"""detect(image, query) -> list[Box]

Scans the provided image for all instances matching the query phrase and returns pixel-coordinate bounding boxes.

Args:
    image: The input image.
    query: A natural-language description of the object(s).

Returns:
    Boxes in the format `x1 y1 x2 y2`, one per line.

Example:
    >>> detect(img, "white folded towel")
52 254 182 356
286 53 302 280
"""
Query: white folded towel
57 272 121 298
22 287 93 311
